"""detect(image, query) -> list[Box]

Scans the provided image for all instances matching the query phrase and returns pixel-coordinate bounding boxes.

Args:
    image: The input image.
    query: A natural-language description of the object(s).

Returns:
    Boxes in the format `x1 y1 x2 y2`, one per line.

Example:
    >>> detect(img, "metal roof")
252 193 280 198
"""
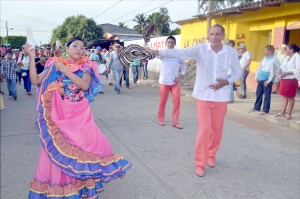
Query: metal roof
98 23 142 36
175 0 299 24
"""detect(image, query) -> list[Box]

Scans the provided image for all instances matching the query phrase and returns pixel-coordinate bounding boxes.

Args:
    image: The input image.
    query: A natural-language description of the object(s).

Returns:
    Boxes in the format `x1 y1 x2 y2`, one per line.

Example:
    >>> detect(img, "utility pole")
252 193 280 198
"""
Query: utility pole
6 21 9 45
206 0 212 41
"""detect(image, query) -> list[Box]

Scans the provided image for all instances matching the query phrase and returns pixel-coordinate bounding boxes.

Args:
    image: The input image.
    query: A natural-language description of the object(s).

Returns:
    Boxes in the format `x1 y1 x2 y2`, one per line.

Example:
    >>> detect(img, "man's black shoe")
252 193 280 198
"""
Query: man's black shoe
238 95 246 99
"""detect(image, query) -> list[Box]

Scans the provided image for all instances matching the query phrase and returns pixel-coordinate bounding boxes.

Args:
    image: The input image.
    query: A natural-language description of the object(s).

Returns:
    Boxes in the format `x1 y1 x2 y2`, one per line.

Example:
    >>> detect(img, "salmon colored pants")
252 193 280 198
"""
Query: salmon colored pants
158 83 180 125
195 100 228 169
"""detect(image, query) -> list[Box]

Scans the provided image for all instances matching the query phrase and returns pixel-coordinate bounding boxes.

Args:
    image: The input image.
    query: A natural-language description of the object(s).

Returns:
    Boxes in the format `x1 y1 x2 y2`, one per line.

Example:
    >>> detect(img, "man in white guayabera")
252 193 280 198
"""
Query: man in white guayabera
145 24 242 177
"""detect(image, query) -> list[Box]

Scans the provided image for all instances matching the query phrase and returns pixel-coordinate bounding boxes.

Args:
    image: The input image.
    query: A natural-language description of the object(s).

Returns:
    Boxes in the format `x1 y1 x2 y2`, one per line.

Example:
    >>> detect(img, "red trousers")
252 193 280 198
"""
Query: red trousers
195 100 228 169
158 83 180 125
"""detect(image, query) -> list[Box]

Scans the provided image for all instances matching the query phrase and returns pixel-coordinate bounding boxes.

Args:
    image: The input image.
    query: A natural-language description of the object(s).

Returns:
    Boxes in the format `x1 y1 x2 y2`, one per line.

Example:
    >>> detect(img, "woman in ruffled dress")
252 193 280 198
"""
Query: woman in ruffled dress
25 36 131 199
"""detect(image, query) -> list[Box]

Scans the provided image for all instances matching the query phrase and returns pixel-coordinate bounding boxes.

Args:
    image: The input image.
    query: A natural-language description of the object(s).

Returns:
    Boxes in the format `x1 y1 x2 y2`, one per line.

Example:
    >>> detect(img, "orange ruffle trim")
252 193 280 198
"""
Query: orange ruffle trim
41 82 124 168
30 178 103 197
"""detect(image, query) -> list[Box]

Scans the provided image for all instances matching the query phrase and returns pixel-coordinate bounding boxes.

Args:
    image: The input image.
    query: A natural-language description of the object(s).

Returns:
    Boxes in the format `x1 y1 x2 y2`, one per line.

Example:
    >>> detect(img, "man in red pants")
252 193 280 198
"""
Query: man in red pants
146 24 242 177
157 36 187 129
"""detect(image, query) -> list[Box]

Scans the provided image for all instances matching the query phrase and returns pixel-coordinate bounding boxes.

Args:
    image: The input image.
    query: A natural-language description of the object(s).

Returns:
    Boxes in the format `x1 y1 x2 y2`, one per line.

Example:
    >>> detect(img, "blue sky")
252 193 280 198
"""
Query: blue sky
1 0 198 44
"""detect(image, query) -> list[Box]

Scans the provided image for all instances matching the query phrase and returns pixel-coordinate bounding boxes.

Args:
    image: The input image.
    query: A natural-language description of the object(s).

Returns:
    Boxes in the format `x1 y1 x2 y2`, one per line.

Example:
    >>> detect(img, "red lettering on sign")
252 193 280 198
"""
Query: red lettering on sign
237 33 246 40
184 39 189 48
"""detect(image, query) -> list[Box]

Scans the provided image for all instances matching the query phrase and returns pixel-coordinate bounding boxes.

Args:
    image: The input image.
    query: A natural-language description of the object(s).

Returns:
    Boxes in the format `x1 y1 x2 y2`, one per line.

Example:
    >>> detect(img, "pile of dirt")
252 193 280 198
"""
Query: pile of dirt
181 60 196 91
147 59 197 91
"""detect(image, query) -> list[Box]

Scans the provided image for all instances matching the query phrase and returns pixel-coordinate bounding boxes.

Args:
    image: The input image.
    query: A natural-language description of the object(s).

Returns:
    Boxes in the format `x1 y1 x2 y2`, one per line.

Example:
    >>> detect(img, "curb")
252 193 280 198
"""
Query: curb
140 74 300 130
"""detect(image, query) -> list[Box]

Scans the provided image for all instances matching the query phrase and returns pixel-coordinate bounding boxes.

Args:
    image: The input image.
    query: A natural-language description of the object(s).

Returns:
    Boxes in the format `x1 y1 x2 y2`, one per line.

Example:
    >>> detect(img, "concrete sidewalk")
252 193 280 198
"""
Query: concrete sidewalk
141 72 300 130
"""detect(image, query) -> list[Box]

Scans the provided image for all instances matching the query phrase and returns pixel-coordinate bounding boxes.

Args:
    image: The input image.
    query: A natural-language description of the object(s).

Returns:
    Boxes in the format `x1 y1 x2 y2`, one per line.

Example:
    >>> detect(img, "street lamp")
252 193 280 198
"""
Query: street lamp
6 21 9 45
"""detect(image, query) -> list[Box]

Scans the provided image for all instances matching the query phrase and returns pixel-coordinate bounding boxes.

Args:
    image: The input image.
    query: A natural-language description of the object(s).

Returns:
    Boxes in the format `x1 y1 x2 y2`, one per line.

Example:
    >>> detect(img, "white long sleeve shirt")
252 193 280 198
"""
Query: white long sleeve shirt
255 56 281 83
158 57 187 85
280 53 300 80
239 51 251 71
159 43 242 102
20 54 30 70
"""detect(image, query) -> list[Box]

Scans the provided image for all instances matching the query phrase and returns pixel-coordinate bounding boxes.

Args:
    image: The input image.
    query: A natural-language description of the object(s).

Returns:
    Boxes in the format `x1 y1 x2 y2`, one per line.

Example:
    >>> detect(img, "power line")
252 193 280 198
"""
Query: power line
1 27 51 33
110 0 155 23
123 0 174 24
93 0 123 19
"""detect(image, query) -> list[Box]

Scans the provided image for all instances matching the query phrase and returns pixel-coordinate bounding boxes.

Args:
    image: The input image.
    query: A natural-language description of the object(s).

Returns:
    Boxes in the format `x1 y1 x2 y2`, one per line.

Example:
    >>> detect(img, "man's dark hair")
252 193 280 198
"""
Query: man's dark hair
66 36 85 47
228 40 235 47
211 24 225 35
167 35 176 44
265 45 275 53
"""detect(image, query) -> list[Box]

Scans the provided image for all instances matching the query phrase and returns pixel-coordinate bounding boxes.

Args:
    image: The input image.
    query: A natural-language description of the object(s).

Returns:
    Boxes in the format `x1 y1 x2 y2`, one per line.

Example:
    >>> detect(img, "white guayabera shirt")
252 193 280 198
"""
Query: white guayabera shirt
159 43 242 102
158 56 187 86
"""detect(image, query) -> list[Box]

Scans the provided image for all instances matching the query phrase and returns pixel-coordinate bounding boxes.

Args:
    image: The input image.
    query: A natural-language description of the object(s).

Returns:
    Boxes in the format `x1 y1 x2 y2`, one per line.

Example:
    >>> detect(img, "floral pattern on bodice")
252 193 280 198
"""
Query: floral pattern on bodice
56 70 90 102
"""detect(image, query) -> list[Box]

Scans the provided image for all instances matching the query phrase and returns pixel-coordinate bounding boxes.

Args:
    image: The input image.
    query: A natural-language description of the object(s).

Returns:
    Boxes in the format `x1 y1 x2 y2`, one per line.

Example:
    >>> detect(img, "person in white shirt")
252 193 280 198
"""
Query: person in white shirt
277 44 300 120
146 24 242 177
108 44 124 94
276 44 288 64
19 45 32 96
157 36 187 129
225 40 238 103
238 44 251 99
273 44 288 93
252 45 280 114
131 59 141 87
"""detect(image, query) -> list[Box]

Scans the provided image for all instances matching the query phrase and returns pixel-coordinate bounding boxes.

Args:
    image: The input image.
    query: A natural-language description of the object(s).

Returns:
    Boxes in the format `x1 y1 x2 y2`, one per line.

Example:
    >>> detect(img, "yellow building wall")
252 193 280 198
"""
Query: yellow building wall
224 21 237 40
179 2 300 87
179 2 300 73
180 20 205 48
227 2 300 22
287 15 300 26
235 23 251 47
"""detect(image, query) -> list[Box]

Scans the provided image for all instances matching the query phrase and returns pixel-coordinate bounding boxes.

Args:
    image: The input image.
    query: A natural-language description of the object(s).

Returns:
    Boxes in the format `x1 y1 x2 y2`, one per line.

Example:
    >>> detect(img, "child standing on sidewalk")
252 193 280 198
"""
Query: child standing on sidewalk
252 45 280 114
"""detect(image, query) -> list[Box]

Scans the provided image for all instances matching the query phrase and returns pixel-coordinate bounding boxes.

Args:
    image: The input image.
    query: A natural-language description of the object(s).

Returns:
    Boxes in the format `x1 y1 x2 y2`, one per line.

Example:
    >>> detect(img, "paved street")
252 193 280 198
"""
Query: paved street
1 78 300 199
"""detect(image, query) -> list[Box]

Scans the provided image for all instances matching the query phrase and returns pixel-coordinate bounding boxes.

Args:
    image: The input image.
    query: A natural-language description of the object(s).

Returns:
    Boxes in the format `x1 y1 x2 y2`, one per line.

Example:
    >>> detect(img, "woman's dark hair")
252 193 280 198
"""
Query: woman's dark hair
288 44 299 53
167 35 176 44
66 36 85 47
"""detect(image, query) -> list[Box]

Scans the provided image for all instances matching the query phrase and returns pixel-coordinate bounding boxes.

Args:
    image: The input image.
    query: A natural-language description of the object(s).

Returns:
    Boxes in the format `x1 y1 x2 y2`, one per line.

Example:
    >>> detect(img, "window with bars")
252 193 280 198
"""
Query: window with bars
249 30 272 62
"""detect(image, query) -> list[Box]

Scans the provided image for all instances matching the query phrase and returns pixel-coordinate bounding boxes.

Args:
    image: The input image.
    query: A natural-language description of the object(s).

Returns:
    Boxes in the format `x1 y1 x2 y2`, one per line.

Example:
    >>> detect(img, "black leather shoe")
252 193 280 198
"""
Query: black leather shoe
238 95 246 99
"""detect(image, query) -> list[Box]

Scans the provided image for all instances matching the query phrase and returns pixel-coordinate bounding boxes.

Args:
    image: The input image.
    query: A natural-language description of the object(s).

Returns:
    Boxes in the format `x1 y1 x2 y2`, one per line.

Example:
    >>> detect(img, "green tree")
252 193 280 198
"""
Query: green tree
197 0 225 14
170 28 180 35
147 7 171 36
133 13 148 33
118 22 128 28
1 36 27 49
51 15 103 46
